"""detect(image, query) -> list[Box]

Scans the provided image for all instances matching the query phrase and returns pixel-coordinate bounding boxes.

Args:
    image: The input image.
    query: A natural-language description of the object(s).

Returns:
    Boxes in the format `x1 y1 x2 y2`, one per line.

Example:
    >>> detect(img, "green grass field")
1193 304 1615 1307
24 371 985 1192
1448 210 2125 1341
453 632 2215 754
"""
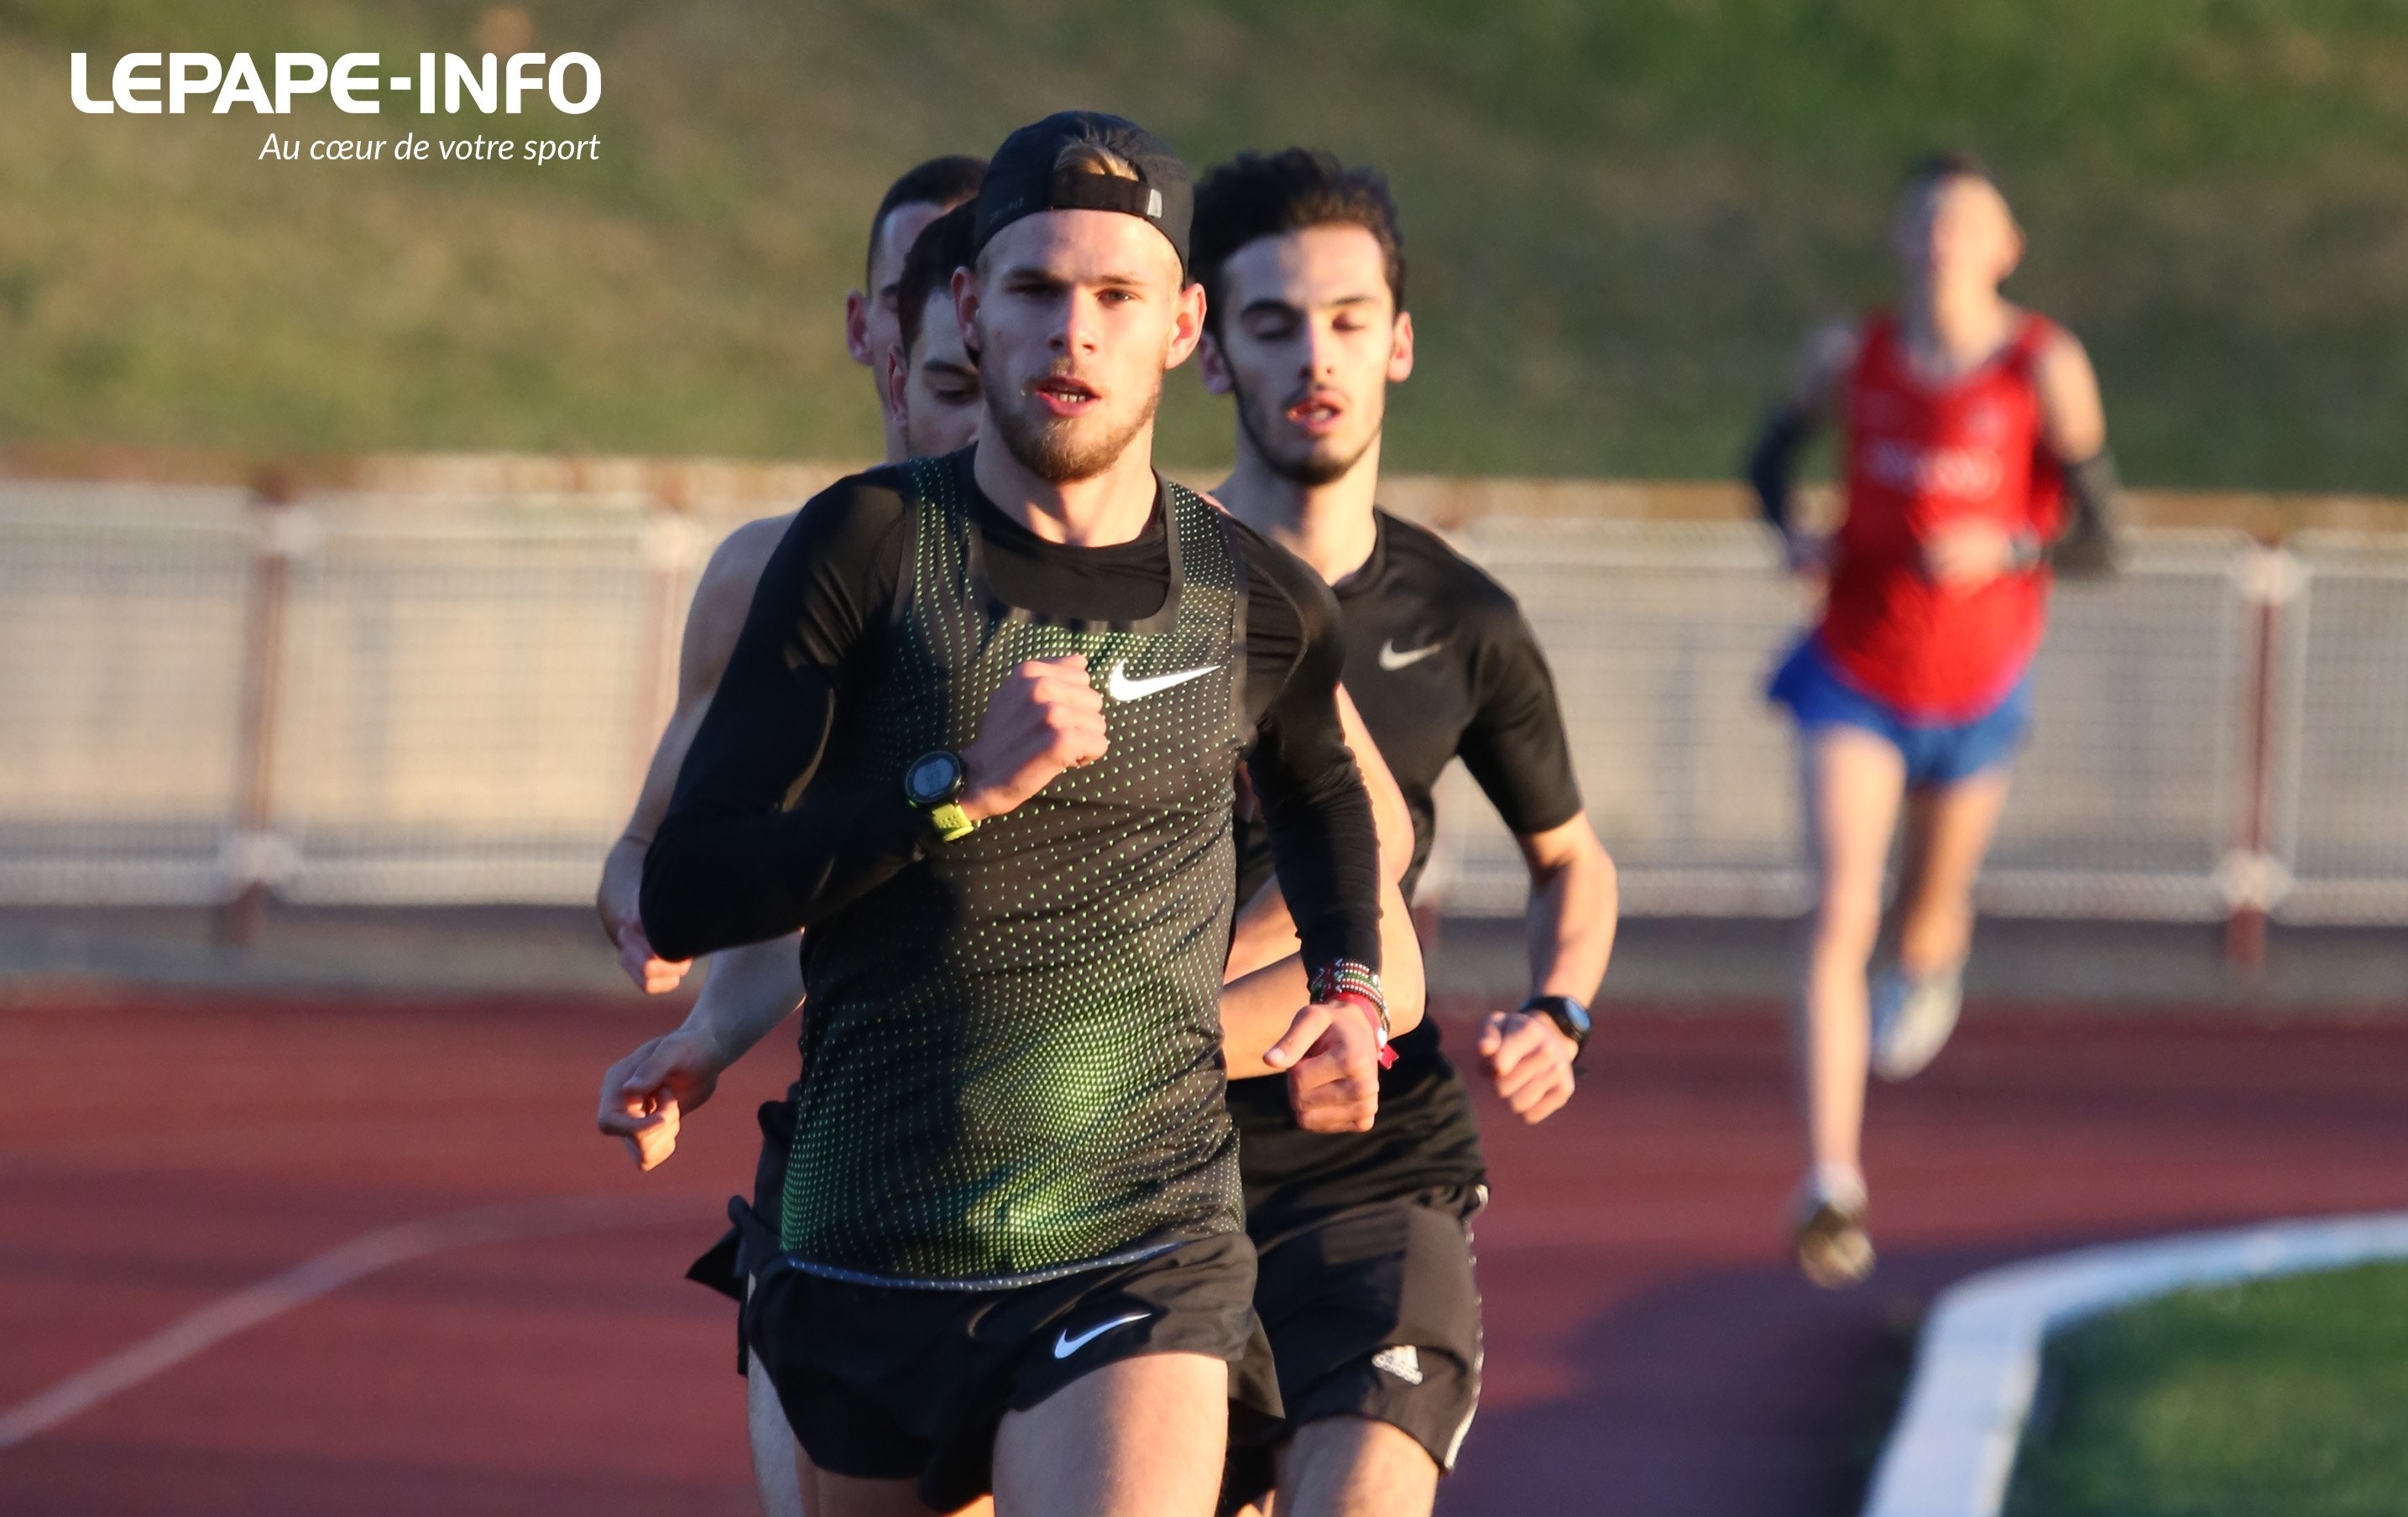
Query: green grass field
2007 1260 2408 1517
4 1 2406 487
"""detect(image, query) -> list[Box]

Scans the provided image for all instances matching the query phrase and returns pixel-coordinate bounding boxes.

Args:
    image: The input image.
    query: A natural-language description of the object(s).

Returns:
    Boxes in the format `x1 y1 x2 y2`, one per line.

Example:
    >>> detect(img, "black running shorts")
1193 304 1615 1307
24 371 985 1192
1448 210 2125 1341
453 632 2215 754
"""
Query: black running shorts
1223 1186 1485 1511
686 1087 800 1374
739 1217 1280 1513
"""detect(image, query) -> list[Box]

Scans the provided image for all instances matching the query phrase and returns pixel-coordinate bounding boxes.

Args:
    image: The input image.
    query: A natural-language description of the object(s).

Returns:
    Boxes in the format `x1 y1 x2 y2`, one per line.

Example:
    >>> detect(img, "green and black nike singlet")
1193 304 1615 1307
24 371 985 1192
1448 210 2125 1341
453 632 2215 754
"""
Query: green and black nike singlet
640 446 1382 1290
783 458 1247 1285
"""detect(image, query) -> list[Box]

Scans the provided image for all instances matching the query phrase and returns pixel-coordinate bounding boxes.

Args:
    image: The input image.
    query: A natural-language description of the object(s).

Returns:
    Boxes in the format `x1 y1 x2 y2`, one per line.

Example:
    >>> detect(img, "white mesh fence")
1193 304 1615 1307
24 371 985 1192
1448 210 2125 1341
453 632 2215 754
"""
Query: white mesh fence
0 483 2400 922
0 486 256 903
269 494 702 904
2270 534 2408 924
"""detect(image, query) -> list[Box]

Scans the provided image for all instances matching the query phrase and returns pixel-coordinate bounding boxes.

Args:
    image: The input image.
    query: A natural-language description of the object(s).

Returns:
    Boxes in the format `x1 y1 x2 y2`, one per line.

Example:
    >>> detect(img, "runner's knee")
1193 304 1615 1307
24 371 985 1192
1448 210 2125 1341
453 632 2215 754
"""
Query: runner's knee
1279 1415 1440 1516
1809 889 1883 964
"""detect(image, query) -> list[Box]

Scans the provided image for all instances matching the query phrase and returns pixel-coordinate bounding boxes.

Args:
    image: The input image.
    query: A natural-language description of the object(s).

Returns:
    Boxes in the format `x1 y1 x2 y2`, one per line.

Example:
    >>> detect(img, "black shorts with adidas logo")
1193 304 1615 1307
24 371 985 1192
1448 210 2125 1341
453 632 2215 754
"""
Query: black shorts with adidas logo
1220 1184 1486 1511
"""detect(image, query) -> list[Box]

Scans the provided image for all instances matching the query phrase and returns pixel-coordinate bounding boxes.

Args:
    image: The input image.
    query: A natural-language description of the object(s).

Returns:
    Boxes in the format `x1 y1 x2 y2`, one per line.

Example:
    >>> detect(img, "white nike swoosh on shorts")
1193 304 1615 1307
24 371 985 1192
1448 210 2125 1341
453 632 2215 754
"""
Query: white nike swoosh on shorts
1053 1309 1154 1359
1105 661 1218 701
1378 639 1444 670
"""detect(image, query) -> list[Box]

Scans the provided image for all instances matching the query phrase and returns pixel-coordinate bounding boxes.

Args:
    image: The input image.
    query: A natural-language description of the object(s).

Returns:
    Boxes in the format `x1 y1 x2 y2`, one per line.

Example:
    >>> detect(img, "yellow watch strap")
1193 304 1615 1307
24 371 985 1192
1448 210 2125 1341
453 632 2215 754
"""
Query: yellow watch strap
928 800 977 842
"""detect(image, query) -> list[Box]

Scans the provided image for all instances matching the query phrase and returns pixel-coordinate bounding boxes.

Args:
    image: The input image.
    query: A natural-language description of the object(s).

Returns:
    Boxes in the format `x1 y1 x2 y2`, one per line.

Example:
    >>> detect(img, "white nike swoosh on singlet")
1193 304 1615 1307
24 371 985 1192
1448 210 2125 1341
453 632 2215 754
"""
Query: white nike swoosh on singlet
1377 639 1444 671
1053 1309 1153 1359
1105 661 1218 701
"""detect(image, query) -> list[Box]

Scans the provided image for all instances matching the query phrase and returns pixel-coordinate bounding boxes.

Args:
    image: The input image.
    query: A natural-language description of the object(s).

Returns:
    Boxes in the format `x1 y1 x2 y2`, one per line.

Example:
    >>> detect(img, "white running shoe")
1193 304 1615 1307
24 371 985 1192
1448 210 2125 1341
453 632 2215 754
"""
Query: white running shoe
1871 965 1964 1082
1791 1170 1873 1289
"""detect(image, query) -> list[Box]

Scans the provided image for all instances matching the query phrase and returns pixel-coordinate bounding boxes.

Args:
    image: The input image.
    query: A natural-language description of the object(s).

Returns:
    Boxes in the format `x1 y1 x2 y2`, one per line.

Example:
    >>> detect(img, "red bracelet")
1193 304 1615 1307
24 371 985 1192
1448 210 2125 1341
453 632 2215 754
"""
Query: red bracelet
1324 988 1397 1069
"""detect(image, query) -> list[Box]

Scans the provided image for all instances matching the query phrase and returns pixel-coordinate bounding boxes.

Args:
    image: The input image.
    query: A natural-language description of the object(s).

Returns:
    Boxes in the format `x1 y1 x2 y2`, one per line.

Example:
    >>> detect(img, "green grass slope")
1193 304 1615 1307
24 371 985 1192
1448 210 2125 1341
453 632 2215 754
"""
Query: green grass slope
3 0 2405 487
2008 1259 2408 1517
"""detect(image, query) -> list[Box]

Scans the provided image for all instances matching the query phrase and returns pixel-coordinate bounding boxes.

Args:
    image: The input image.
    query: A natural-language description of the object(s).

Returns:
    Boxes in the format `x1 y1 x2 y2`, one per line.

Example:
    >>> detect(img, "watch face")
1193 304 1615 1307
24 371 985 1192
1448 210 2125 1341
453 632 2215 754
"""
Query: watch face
905 751 961 805
1534 995 1591 1042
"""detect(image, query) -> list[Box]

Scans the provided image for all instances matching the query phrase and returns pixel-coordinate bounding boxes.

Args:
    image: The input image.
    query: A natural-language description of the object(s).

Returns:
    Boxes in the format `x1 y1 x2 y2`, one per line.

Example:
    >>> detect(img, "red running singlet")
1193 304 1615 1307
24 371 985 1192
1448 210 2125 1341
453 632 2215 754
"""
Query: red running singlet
1818 310 2066 721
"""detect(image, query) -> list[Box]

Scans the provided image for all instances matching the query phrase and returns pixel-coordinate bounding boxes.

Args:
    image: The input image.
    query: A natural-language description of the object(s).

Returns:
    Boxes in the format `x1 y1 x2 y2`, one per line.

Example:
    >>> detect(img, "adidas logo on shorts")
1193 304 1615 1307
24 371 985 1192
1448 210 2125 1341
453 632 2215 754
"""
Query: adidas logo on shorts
1371 1344 1425 1385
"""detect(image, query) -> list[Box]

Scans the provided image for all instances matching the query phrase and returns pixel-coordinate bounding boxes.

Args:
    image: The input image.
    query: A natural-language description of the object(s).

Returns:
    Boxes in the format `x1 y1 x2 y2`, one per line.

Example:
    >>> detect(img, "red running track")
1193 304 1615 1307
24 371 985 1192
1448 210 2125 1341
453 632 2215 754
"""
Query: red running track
3 993 2404 1515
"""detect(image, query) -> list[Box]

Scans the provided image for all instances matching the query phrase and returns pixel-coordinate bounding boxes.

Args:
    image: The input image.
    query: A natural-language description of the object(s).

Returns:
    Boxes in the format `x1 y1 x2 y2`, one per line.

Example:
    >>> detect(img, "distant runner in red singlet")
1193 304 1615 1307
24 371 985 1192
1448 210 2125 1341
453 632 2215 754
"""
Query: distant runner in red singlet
1745 151 2122 1288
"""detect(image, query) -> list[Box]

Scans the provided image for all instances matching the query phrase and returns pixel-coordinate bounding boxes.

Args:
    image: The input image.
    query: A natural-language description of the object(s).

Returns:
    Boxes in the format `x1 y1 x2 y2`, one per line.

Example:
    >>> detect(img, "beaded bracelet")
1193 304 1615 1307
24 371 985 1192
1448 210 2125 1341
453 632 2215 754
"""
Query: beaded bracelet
1309 960 1395 1069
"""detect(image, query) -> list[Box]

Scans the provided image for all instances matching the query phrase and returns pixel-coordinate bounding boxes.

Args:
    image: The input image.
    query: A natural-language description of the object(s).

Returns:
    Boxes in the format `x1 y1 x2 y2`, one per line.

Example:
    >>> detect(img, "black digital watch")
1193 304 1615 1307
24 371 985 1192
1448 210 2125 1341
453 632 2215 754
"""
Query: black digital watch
1521 993 1592 1059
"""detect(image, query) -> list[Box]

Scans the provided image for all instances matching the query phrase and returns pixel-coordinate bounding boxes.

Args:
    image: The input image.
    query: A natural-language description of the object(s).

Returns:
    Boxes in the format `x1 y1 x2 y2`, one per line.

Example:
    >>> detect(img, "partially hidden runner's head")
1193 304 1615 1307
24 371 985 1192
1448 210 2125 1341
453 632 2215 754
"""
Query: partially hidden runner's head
1191 149 1412 488
848 155 988 454
1892 149 2022 300
962 111 1204 483
887 204 984 458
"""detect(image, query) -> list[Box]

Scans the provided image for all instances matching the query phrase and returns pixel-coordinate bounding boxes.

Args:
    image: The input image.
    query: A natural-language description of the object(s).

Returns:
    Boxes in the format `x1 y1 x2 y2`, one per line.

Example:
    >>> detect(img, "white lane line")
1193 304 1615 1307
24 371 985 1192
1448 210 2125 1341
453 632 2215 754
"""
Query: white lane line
0 1190 715 1452
1861 1210 2408 1517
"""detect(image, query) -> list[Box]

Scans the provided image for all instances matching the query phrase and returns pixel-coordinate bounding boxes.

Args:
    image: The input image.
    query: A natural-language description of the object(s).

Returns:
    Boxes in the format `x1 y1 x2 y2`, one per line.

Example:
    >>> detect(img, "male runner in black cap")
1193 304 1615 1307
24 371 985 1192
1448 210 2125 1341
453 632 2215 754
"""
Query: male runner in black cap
602 193 1425 1517
637 112 1392 1517
1194 149 1620 1516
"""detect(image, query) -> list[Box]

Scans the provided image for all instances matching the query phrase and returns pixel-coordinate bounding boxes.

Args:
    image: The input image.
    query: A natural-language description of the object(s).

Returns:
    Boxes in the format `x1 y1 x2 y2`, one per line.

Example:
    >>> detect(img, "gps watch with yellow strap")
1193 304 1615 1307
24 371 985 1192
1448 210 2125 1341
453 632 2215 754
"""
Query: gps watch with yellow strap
903 749 979 842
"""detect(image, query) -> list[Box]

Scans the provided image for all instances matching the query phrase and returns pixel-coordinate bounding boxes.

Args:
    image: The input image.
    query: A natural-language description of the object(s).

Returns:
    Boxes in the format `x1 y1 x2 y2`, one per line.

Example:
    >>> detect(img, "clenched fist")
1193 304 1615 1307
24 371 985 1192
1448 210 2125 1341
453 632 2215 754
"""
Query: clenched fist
1264 1000 1383 1134
958 656 1110 822
1476 1009 1579 1124
596 1027 728 1170
609 920 692 995
1921 519 2018 592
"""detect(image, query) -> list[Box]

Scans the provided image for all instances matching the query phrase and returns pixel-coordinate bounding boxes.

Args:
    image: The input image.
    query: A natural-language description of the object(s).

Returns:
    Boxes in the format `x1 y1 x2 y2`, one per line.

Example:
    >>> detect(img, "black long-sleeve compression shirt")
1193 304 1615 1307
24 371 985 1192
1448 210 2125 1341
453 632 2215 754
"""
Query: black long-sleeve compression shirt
640 450 1381 977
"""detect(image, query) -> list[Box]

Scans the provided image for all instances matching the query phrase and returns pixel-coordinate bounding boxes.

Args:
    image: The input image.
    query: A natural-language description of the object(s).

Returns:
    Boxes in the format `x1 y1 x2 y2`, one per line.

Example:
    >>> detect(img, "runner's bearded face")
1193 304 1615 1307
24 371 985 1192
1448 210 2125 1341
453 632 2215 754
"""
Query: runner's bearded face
898 286 983 456
967 208 1198 482
1892 174 2020 298
1212 223 1407 487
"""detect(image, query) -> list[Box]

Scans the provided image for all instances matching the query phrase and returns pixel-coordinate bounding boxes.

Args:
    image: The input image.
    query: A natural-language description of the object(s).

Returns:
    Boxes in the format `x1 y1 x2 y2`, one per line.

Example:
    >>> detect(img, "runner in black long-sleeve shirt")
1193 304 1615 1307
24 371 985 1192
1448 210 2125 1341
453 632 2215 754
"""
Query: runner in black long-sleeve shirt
636 112 1388 1517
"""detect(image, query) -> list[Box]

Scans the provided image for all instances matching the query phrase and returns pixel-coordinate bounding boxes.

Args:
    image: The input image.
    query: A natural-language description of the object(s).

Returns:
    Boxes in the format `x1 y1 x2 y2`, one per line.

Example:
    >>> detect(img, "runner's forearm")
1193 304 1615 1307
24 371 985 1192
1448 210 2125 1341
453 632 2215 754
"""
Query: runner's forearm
1249 681 1383 976
1225 876 1300 983
2046 449 2123 577
1225 688 1411 983
680 935 806 1066
1525 828 1617 1004
598 831 648 941
1220 878 1425 1079
1746 405 1815 540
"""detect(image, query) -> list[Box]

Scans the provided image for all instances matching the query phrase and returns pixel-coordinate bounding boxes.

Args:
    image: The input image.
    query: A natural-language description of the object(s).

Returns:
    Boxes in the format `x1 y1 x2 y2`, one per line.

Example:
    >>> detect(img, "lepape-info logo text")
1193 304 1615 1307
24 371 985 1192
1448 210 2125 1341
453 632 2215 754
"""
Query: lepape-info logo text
71 52 600 116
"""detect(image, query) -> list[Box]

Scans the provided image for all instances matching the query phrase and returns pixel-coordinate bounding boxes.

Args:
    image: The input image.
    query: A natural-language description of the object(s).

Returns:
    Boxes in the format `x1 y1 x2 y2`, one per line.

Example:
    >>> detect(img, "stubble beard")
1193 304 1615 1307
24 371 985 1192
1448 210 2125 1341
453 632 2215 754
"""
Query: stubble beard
1234 374 1381 488
990 366 1163 484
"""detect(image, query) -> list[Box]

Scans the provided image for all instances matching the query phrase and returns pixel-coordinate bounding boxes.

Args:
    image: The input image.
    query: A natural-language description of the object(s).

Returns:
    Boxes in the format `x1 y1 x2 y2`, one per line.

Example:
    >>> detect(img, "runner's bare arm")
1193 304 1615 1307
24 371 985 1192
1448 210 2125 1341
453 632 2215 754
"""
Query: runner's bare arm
1517 812 1616 1004
2033 328 2122 576
1226 686 1413 981
1469 813 1615 1127
596 934 805 1170
2035 328 2107 462
597 513 795 991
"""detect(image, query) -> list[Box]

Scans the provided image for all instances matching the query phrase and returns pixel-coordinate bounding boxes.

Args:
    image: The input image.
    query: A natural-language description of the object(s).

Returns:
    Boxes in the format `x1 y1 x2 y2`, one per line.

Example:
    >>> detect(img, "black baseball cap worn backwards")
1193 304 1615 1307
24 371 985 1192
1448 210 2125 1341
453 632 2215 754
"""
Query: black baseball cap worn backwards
972 111 1194 273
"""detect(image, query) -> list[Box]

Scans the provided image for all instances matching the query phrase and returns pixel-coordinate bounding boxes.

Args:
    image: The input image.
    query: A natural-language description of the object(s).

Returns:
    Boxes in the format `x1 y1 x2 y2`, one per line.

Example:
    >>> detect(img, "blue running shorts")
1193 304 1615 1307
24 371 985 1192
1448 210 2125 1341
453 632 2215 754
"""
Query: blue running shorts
1768 634 2033 789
